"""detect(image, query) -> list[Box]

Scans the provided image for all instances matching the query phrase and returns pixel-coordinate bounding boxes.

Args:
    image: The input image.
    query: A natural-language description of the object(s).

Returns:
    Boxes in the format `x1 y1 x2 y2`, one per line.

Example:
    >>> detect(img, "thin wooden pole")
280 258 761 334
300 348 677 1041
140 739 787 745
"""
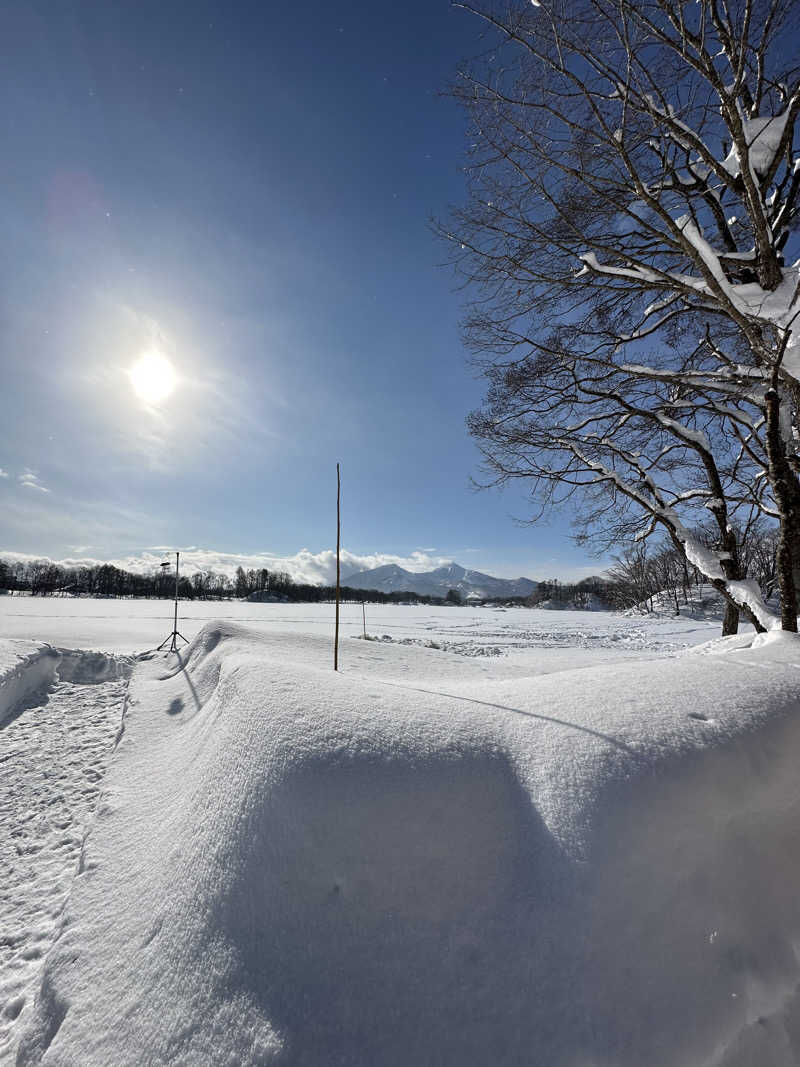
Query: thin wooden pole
334 463 341 671
362 600 366 640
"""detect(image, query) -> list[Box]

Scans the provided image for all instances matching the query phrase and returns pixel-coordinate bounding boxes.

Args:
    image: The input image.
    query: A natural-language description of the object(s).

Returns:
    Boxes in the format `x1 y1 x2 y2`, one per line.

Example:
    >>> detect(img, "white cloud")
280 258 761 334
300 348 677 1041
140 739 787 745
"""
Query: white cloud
0 546 456 586
18 469 50 493
0 544 605 584
0 468 8 478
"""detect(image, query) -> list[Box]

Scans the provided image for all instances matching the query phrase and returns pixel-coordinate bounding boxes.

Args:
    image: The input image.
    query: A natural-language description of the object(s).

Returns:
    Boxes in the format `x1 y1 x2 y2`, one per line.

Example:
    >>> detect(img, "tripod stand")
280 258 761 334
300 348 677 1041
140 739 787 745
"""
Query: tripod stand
158 551 188 653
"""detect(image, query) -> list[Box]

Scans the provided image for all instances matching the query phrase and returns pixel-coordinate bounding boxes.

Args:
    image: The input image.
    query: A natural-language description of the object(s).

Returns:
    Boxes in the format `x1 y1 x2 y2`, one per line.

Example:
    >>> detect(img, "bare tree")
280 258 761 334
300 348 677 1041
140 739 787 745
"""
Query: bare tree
468 340 773 629
445 0 800 629
606 544 658 611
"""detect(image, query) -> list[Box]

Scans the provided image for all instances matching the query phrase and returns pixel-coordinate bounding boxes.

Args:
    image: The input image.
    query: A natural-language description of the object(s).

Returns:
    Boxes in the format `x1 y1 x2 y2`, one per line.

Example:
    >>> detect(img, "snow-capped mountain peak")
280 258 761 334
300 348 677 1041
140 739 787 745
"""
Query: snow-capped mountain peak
341 561 536 599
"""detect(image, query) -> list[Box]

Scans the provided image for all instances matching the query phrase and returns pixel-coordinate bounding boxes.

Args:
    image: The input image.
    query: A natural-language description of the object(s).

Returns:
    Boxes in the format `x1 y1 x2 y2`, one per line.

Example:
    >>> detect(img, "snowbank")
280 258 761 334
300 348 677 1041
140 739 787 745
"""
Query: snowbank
0 641 60 725
0 641 132 726
626 582 771 626
17 623 800 1066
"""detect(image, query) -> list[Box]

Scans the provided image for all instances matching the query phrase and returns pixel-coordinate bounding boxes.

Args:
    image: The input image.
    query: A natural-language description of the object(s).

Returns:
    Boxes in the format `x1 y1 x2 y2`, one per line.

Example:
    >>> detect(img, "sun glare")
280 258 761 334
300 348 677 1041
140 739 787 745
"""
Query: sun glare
128 351 178 405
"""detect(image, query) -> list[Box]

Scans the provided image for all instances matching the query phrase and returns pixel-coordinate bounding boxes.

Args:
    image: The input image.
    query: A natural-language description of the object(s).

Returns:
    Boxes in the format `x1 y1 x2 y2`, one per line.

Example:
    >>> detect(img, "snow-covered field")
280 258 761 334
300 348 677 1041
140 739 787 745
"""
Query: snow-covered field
4 596 800 1066
0 594 722 662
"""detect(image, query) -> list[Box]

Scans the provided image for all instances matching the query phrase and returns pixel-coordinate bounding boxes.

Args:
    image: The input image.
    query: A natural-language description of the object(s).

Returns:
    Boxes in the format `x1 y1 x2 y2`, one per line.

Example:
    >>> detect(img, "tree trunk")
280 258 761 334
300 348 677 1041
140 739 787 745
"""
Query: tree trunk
722 601 740 636
765 386 799 631
790 490 800 614
707 497 747 636
776 521 799 631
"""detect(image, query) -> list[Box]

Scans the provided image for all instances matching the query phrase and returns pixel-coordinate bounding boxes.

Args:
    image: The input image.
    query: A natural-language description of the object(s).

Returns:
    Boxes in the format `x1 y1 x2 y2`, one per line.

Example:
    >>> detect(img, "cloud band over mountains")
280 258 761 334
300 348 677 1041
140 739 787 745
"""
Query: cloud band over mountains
0 547 458 587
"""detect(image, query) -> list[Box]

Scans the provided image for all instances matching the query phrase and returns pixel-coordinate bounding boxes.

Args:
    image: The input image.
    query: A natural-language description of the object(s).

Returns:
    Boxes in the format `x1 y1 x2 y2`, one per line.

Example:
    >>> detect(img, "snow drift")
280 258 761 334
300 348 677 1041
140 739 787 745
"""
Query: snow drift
16 623 800 1066
0 644 131 728
0 642 60 726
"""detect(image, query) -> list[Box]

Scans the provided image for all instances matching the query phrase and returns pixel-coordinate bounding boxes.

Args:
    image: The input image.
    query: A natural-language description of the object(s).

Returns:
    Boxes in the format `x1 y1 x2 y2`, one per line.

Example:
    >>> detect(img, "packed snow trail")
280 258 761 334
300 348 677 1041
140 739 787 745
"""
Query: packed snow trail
0 660 128 1064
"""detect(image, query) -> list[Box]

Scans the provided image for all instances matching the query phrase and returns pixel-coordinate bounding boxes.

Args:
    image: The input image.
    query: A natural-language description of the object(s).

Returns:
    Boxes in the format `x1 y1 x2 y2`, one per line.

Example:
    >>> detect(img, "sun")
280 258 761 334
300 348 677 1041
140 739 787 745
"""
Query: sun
128 351 178 405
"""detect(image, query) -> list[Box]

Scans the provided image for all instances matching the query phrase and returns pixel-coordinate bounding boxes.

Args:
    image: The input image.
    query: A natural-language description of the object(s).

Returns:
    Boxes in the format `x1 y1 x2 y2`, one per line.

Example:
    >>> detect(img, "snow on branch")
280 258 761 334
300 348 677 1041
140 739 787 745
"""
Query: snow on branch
721 110 792 180
567 443 778 630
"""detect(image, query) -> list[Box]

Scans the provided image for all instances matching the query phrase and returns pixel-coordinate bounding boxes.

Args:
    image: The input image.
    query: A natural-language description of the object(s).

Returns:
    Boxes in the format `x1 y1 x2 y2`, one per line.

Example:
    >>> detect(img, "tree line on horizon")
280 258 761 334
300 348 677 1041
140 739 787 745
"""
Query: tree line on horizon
0 558 458 607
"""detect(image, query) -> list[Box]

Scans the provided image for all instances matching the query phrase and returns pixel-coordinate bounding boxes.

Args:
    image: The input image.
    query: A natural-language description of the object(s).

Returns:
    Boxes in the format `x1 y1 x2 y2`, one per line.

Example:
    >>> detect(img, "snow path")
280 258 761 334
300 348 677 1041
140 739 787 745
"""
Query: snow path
0 673 127 1064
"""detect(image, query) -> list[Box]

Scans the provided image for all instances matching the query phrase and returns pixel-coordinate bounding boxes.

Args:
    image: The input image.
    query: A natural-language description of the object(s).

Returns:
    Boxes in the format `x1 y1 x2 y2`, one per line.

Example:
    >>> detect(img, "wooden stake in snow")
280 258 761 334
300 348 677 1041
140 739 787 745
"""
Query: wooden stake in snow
362 600 366 640
334 463 341 671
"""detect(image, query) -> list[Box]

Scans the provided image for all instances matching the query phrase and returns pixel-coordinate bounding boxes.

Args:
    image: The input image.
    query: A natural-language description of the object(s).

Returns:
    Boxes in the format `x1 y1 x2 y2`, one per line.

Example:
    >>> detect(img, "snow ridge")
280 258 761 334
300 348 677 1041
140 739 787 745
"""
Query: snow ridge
0 643 60 727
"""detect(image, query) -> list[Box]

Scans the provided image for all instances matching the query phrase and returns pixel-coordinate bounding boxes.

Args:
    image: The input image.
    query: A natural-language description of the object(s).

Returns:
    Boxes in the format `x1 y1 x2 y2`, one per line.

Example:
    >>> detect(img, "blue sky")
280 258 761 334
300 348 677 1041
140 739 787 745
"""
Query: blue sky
0 0 605 583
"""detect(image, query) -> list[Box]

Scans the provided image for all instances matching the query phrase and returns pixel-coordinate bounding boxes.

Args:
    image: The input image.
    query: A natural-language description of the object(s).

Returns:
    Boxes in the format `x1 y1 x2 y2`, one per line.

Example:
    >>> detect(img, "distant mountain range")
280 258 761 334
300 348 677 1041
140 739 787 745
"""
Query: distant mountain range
340 562 538 600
